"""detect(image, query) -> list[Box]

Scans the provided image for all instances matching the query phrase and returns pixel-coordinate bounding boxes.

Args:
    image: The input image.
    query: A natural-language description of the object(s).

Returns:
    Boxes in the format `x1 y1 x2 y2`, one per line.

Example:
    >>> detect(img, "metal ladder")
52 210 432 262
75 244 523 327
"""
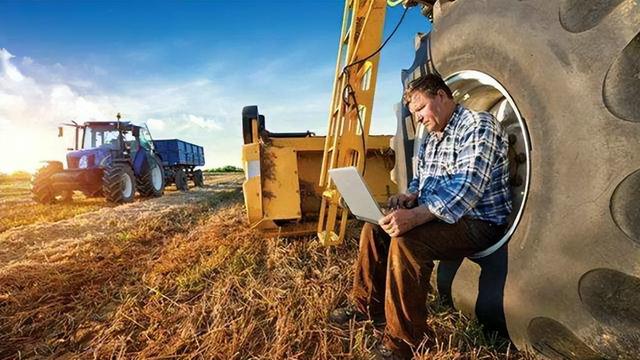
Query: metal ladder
317 0 388 246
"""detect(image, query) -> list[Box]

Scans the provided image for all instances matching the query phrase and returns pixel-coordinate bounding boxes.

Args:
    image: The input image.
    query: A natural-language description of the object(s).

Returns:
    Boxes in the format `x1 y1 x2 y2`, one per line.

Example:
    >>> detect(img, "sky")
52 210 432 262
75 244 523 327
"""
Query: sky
0 0 431 173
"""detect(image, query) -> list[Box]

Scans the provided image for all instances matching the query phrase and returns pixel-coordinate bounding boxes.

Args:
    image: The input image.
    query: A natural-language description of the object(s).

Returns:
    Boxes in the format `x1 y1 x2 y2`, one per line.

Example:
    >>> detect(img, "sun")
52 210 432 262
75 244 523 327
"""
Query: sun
0 125 67 174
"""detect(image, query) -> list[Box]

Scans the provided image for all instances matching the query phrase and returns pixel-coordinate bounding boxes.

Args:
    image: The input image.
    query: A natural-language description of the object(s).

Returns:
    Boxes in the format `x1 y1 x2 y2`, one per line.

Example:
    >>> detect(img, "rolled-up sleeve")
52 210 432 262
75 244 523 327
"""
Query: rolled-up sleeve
407 140 426 194
407 177 419 194
424 115 499 223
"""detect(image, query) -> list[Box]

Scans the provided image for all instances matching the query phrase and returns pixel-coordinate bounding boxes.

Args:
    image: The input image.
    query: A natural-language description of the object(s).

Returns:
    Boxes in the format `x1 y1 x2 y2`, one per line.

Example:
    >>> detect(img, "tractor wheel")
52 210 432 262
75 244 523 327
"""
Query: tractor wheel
174 168 189 191
102 164 136 203
31 162 63 204
193 169 204 187
429 0 640 357
137 155 165 197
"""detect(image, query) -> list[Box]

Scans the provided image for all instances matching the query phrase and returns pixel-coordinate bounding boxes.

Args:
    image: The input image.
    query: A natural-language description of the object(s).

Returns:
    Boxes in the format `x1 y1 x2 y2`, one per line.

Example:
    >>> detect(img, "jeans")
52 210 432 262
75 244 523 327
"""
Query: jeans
351 217 506 356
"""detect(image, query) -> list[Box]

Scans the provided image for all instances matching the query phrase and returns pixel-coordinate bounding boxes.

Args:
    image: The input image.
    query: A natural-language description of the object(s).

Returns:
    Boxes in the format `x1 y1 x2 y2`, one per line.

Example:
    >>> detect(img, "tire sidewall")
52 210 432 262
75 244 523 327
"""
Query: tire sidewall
103 164 136 203
120 166 135 202
430 0 629 351
150 155 165 193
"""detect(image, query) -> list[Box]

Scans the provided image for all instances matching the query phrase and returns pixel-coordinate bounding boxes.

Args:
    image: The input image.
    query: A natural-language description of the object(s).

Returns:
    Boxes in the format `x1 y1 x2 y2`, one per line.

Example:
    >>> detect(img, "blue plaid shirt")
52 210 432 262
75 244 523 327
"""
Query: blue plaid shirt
408 105 512 225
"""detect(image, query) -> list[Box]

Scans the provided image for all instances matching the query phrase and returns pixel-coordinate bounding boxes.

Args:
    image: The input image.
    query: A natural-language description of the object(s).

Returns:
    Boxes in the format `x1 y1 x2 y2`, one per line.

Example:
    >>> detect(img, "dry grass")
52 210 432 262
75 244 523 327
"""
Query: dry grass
0 173 238 233
0 175 534 359
0 179 105 232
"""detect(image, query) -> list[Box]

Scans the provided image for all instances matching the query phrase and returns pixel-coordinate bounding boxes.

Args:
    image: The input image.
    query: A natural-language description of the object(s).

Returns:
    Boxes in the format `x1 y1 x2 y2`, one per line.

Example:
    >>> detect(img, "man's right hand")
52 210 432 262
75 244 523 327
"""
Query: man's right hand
387 192 418 210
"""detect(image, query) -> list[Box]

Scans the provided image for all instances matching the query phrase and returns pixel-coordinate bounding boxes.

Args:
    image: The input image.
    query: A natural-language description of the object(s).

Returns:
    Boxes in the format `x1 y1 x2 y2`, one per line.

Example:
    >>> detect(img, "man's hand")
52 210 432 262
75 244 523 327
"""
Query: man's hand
379 205 437 237
387 192 418 210
379 208 416 237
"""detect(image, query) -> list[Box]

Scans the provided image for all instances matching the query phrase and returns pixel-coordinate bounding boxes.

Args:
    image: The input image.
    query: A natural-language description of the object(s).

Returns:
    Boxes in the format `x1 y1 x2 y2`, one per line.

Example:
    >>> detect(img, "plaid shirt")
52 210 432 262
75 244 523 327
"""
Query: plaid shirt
408 105 512 225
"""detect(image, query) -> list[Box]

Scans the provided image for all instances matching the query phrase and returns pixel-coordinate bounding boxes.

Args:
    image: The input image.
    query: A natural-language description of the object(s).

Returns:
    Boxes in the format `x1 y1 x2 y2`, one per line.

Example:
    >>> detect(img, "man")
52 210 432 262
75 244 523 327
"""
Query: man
330 73 512 359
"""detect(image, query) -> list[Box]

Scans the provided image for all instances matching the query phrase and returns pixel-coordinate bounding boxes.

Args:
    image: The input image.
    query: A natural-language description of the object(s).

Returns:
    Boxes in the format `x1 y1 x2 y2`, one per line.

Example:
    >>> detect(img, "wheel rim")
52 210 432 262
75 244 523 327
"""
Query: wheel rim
122 172 133 198
151 165 162 190
444 70 532 258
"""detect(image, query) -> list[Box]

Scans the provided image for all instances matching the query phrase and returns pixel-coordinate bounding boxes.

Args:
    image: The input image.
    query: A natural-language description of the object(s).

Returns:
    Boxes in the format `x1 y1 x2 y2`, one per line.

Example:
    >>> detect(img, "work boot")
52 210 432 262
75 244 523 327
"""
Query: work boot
329 304 386 327
328 304 368 325
371 343 407 360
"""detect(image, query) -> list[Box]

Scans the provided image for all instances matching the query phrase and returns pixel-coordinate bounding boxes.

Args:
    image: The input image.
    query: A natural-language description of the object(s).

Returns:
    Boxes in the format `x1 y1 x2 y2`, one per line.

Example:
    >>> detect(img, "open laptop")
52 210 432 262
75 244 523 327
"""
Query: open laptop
328 166 384 224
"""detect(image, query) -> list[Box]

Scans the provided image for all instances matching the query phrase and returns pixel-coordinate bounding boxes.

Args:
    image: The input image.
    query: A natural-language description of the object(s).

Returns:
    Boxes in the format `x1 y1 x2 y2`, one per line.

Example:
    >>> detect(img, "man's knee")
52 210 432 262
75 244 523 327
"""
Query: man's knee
389 233 433 264
389 233 419 253
388 236 411 265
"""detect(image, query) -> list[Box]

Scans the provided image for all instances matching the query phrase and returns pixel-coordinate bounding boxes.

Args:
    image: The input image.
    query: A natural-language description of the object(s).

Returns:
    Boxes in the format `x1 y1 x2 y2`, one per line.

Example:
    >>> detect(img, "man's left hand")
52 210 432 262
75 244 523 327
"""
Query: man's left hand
379 208 416 237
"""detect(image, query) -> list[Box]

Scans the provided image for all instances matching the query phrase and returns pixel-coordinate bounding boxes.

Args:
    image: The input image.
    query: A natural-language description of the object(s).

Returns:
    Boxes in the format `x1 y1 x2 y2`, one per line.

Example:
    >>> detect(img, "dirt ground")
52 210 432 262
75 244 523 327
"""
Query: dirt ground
0 173 242 266
0 173 531 359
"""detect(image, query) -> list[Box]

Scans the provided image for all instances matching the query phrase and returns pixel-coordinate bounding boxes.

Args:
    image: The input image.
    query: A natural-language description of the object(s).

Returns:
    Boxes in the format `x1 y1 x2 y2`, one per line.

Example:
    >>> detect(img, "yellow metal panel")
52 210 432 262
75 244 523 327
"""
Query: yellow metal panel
242 143 260 162
367 135 392 149
251 118 260 144
270 137 326 151
241 143 263 226
262 146 302 220
251 218 278 231
243 177 263 225
297 151 324 215
363 150 397 203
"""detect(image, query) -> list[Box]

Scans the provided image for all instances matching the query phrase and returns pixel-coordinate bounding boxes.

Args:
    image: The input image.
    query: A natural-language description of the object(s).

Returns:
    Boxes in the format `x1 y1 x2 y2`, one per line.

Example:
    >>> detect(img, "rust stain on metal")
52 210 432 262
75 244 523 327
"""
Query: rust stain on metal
259 143 277 181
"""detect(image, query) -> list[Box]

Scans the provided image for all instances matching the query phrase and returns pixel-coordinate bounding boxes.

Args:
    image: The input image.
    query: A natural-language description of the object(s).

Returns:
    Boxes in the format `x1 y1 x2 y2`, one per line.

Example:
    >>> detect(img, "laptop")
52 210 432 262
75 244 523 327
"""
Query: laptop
328 166 384 224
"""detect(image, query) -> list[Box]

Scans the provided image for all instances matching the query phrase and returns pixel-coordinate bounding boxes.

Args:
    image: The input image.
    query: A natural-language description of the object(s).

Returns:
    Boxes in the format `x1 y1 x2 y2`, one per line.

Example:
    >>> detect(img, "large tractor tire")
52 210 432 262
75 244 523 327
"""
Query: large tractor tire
31 161 63 204
174 168 189 191
137 154 165 197
102 164 136 204
193 169 204 187
428 0 640 358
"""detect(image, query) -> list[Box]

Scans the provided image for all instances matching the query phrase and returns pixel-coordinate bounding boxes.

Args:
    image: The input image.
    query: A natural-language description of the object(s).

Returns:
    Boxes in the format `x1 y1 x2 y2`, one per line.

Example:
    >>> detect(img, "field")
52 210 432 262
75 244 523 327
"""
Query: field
0 173 533 359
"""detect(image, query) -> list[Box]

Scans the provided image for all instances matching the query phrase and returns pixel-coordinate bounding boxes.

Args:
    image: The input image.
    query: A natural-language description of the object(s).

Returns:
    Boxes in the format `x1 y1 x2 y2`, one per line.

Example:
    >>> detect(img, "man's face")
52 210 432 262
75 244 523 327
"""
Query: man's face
408 90 450 133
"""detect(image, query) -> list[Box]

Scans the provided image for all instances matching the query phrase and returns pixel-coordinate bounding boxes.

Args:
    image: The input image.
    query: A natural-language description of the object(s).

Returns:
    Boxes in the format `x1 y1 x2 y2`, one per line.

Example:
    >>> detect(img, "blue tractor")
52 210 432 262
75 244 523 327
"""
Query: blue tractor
32 115 165 204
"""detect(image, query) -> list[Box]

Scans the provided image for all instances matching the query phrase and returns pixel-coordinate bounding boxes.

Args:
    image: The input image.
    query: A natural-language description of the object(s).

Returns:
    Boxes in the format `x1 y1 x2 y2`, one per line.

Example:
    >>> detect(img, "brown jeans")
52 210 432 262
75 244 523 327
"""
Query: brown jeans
351 217 505 356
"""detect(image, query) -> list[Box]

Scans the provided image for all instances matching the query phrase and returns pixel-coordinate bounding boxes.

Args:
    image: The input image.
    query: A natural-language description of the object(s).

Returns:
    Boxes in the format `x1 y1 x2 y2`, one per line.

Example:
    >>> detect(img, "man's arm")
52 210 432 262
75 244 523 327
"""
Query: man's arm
388 191 418 209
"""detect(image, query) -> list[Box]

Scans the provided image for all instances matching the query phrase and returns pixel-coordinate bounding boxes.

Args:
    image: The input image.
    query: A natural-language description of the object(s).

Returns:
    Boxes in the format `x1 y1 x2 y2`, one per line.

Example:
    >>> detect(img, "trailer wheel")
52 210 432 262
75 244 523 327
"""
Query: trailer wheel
137 155 165 197
430 0 640 357
174 168 189 191
103 164 136 203
31 162 63 204
193 169 204 187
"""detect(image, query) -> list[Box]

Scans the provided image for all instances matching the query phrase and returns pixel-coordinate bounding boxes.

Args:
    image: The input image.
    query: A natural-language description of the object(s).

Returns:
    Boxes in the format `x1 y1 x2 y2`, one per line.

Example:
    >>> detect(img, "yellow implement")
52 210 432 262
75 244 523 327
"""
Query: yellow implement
241 0 397 243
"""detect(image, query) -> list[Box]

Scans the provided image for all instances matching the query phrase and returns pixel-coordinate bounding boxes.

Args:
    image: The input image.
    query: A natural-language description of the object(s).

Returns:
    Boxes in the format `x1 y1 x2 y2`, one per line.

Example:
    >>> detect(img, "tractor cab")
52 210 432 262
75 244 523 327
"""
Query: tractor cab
62 120 156 170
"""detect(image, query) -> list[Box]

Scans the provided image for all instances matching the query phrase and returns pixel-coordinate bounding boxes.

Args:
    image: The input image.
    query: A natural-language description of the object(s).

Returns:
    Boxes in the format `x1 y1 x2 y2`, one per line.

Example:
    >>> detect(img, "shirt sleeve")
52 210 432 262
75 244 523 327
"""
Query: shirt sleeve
407 177 419 194
424 113 500 223
407 140 426 194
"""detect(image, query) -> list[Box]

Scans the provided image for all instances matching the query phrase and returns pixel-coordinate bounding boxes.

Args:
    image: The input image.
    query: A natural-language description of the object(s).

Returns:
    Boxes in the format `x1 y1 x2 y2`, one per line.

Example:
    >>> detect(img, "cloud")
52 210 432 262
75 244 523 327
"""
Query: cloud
0 45 403 174
21 56 34 66
146 118 166 131
185 114 223 131
0 48 253 172
0 48 25 82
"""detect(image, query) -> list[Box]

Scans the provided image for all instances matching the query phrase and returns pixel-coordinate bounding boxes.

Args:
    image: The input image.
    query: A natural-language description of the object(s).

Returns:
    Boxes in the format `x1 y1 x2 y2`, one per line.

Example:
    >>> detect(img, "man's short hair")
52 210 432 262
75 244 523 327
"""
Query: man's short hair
404 73 454 103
